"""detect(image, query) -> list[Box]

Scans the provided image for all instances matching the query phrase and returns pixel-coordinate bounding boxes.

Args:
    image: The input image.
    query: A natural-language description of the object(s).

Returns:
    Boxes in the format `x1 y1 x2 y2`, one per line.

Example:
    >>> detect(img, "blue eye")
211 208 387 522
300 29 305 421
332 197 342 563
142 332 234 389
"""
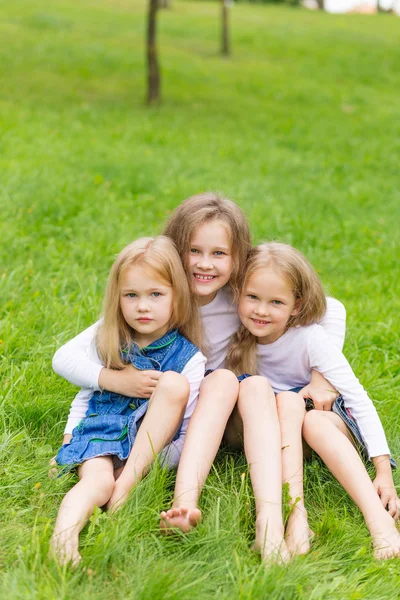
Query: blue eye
214 251 225 256
272 300 283 305
190 248 199 254
126 293 136 298
151 292 162 297
248 294 258 300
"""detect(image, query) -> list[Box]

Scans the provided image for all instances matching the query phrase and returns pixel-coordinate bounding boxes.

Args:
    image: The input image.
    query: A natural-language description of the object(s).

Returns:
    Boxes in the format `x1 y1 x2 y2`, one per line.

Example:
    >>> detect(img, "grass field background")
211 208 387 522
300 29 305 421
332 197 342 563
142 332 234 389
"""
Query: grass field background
1 0 400 597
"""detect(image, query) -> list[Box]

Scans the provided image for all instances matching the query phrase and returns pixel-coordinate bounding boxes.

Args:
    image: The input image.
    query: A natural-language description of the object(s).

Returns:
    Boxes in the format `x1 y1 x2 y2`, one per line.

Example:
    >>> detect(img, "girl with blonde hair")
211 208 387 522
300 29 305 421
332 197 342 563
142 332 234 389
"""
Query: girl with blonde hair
51 236 206 565
226 242 400 560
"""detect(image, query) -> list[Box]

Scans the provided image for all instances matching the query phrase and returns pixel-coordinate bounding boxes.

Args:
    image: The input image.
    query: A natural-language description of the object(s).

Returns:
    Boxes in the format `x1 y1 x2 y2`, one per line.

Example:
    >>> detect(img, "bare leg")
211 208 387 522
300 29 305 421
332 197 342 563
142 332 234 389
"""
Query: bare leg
277 391 313 557
228 377 289 565
303 410 400 560
160 369 239 532
107 371 189 511
51 456 115 566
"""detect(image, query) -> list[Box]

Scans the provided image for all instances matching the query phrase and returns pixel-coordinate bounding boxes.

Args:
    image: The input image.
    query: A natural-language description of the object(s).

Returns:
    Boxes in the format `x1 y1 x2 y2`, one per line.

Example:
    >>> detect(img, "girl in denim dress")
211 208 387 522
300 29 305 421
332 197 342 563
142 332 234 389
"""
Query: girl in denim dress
51 236 206 566
225 242 400 560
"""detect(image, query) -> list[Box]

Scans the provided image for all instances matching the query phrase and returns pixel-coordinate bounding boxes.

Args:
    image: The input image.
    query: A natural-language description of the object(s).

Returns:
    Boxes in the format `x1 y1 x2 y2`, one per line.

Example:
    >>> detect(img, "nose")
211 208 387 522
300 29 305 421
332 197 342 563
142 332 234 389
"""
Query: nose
255 302 269 317
196 255 214 270
137 297 150 312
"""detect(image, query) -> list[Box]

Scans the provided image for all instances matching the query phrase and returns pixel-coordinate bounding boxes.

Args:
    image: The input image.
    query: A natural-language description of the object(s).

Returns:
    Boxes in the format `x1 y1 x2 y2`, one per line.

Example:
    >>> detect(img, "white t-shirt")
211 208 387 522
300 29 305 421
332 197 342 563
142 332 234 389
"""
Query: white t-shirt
200 286 240 370
256 324 390 459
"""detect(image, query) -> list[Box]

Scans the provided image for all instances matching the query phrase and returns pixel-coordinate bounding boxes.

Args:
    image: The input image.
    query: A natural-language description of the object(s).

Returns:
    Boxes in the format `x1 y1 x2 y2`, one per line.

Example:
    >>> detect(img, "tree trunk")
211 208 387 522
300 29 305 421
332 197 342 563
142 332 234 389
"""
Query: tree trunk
147 0 160 105
315 0 324 9
221 0 230 56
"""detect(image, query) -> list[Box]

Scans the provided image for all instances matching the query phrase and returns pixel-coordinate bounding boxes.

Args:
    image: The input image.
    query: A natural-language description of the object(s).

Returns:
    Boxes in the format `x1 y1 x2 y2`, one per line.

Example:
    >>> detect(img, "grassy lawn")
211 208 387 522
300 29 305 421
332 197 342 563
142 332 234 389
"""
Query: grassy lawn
1 0 400 597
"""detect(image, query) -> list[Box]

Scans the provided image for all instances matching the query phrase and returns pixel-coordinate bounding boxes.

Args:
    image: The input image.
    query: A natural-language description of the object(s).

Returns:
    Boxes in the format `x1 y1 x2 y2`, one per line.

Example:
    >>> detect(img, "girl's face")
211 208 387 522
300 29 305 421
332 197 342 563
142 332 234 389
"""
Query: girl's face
119 264 173 347
239 267 299 344
188 219 233 306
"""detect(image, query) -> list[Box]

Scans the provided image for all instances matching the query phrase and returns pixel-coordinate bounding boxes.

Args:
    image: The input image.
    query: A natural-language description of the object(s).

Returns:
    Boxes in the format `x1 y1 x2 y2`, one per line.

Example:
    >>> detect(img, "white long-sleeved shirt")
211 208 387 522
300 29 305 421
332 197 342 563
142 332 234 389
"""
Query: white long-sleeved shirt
257 324 390 459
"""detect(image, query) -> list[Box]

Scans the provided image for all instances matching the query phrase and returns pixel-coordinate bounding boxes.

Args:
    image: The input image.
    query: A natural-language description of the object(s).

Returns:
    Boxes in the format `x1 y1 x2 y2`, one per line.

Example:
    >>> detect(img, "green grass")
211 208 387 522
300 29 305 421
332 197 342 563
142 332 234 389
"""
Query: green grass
1 0 400 597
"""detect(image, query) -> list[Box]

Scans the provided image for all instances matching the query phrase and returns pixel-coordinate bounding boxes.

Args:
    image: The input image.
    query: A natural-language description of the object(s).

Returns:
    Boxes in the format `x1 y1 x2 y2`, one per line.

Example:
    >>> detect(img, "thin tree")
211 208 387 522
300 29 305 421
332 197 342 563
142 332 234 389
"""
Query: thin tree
147 0 160 104
221 0 231 56
315 0 324 9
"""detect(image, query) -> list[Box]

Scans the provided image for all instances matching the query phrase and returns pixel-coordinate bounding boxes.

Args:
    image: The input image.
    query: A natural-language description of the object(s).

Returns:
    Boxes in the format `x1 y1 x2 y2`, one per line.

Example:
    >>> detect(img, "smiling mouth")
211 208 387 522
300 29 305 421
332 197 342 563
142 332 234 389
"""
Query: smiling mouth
137 318 152 322
251 318 271 325
193 274 216 281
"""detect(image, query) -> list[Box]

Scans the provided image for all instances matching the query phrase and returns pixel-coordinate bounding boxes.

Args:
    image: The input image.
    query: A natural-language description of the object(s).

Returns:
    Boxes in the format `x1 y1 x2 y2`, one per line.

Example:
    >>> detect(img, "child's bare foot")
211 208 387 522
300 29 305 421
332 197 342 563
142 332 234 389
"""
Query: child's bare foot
372 527 400 560
368 514 400 560
284 506 314 557
160 507 202 533
253 518 290 565
50 531 81 568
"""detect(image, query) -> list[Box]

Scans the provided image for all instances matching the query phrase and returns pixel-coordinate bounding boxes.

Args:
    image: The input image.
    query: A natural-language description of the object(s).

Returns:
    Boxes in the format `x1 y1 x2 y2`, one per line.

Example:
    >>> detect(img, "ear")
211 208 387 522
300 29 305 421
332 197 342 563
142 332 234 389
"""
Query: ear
291 299 302 317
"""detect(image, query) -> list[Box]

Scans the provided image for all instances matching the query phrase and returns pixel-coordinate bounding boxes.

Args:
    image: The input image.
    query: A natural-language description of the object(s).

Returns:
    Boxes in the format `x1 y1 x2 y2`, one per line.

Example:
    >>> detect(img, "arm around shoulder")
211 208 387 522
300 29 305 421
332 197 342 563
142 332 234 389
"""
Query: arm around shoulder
319 297 347 351
52 320 103 390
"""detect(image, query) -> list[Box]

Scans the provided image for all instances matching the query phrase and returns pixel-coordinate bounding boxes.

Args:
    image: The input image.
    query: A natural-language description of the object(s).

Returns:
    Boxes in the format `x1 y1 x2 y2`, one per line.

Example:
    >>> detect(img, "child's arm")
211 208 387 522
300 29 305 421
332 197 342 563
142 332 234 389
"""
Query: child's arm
299 298 346 409
318 297 346 351
372 456 399 520
298 370 339 411
64 387 94 435
160 351 207 468
53 320 160 397
309 325 391 460
49 387 93 474
52 321 104 389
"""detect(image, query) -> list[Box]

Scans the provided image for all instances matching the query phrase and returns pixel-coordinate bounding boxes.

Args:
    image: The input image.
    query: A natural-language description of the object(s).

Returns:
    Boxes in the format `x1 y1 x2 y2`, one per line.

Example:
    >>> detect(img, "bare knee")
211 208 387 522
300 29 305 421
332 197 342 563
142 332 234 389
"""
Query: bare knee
199 369 239 406
276 391 305 423
201 369 239 391
303 409 348 442
237 376 276 413
239 375 271 395
80 469 115 498
302 409 328 438
157 371 190 407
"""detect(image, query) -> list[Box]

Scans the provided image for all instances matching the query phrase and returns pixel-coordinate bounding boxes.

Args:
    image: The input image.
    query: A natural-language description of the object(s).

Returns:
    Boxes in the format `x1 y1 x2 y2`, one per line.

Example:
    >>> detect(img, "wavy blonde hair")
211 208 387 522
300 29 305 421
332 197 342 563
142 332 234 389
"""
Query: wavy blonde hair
225 242 327 375
96 236 202 369
162 192 251 303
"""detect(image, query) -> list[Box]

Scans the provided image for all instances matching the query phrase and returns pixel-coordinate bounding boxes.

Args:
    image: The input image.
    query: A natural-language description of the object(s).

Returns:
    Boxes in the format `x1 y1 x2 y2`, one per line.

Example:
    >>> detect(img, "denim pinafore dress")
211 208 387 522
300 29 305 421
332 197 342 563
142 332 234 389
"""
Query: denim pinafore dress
56 329 199 468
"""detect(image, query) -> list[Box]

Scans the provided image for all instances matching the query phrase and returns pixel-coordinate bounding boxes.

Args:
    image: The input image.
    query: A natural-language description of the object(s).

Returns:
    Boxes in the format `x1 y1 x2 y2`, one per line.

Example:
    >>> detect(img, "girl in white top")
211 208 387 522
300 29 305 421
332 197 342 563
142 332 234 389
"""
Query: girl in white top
225 242 400 561
51 237 206 566
53 192 345 563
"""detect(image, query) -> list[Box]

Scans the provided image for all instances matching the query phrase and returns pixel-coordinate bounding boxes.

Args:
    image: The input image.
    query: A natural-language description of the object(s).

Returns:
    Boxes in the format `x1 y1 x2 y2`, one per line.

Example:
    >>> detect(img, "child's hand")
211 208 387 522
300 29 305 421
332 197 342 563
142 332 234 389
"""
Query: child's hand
48 434 72 478
374 476 399 520
298 370 339 411
373 455 399 520
99 364 161 398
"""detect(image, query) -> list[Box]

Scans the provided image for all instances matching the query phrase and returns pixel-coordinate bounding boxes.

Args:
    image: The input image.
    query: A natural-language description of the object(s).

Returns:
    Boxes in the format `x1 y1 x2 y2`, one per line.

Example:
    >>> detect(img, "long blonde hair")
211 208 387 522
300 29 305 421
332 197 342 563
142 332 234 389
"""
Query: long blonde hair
162 192 251 302
96 236 202 369
225 242 327 375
